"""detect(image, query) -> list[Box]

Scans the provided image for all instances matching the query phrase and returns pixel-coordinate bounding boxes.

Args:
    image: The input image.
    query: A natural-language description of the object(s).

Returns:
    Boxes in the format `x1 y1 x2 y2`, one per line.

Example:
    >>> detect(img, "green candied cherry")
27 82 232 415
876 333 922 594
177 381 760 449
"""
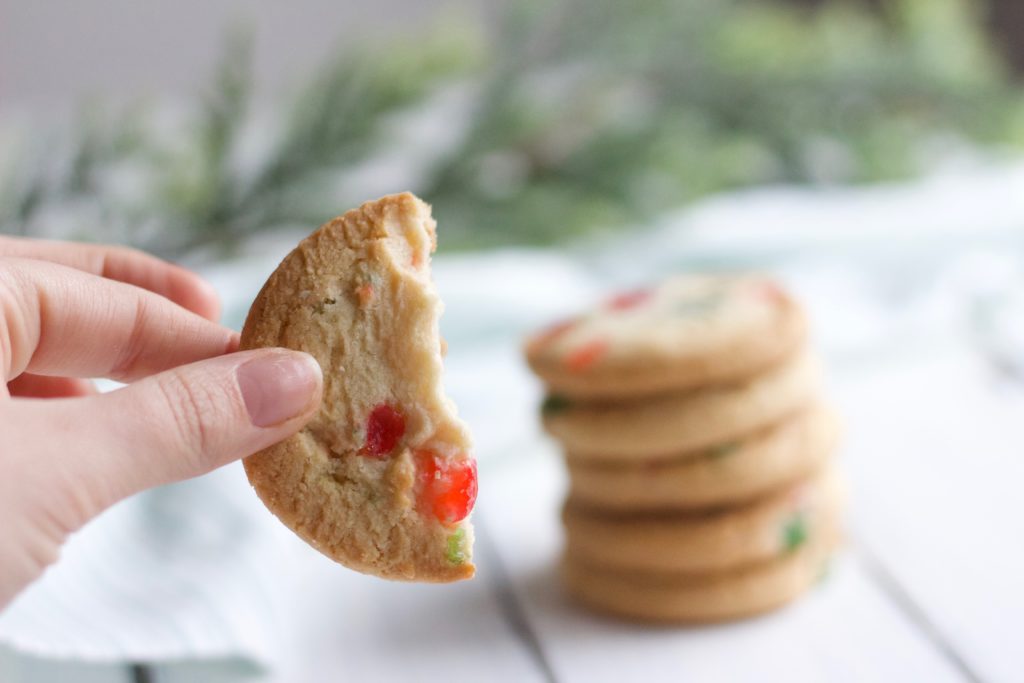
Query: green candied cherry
782 512 809 552
541 394 572 415
445 528 468 565
707 441 739 459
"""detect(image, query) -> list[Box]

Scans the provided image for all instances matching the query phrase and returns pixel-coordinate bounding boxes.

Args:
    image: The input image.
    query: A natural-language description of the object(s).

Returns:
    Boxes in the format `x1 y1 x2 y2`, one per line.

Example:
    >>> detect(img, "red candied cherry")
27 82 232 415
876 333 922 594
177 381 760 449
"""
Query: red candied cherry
748 280 786 306
606 288 652 311
361 403 406 457
527 318 576 352
564 338 608 373
355 283 375 308
415 450 478 526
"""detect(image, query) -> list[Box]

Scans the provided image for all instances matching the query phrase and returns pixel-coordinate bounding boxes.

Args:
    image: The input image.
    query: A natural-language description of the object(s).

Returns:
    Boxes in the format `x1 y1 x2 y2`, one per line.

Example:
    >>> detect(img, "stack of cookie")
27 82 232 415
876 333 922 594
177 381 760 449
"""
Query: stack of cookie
525 274 842 623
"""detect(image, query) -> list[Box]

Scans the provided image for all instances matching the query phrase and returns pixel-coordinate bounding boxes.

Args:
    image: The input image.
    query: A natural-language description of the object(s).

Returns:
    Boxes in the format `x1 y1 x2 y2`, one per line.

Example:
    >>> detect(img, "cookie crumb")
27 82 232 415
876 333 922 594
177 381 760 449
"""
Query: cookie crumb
355 283 375 308
312 297 337 315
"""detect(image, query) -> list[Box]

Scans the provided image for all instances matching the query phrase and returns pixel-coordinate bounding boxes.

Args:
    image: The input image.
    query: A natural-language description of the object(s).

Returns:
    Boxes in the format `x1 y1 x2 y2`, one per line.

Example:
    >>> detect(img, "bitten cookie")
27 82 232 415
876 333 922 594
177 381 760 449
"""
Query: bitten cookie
566 404 839 511
525 274 806 400
544 351 820 460
561 530 837 623
240 193 476 582
563 465 842 574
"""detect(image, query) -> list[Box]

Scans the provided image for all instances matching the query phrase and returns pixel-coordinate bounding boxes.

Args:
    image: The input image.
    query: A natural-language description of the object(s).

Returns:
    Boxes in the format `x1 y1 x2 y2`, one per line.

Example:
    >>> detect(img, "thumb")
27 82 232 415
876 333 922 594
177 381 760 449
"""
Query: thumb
72 348 322 510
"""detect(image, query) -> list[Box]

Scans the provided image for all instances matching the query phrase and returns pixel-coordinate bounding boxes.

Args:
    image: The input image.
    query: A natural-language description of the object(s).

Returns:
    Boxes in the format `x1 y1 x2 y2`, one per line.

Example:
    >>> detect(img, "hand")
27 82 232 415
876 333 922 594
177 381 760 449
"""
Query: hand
0 237 323 608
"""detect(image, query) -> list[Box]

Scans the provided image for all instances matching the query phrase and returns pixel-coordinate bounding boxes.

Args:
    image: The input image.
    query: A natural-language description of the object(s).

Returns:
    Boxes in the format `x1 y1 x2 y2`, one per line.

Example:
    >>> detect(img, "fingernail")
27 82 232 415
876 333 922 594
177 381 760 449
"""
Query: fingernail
237 351 322 427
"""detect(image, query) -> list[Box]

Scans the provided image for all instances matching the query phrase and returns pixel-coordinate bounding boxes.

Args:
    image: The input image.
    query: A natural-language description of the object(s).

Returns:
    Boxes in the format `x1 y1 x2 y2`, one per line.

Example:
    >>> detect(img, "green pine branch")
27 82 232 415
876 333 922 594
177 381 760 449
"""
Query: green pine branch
1 0 1022 257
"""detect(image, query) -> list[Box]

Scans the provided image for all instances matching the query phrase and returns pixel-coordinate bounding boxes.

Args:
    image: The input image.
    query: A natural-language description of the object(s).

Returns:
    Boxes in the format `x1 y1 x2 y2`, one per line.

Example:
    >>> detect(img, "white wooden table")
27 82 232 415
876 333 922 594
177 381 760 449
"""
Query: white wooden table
7 166 1024 681
7 342 1018 683
218 342 1017 683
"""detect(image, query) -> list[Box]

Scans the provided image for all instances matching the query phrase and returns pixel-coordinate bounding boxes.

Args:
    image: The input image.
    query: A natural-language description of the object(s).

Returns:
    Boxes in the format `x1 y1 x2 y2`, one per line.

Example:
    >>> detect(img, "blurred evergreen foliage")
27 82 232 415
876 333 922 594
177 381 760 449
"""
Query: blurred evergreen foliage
2 0 1022 255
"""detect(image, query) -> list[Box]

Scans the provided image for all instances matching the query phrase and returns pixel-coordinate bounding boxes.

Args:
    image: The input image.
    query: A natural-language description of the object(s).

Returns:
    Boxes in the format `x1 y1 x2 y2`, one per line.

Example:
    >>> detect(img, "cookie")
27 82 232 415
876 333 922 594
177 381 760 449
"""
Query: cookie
561 530 837 623
563 465 842 574
566 403 839 511
544 350 820 460
240 193 476 582
525 274 806 400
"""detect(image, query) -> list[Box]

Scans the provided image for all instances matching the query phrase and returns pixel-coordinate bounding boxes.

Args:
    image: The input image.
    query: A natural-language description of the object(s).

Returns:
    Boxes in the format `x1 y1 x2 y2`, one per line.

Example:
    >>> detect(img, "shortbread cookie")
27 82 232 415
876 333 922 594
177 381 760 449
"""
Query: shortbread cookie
241 193 476 582
564 465 842 574
544 351 819 460
566 404 839 511
525 274 806 400
561 531 837 623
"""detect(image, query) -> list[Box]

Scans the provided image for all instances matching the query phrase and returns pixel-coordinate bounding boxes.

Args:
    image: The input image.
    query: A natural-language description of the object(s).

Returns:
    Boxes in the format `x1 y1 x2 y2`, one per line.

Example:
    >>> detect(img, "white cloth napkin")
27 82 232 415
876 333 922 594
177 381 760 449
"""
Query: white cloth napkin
0 464 287 680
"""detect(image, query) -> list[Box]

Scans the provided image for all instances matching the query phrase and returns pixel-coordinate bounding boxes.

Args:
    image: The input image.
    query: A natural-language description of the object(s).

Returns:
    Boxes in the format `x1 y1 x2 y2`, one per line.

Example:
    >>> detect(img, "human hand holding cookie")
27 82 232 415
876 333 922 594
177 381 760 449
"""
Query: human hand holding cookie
1 193 477 610
0 238 323 608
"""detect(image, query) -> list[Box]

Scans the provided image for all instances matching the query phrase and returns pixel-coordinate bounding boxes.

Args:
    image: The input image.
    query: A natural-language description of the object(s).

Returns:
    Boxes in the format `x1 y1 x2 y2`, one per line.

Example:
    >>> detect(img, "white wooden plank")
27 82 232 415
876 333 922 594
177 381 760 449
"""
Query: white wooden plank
154 661 263 683
480 436 966 683
0 647 130 683
835 349 1024 683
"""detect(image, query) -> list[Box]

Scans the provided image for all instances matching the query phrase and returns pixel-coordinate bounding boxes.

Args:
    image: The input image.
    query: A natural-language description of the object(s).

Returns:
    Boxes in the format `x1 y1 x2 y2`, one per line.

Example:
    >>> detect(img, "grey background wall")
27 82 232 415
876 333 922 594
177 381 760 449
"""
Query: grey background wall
0 0 489 109
4 0 1021 113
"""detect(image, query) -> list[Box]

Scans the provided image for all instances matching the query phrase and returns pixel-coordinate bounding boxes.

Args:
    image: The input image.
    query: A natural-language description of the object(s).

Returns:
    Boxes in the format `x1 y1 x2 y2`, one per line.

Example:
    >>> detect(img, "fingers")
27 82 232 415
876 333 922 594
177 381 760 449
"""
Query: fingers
7 349 322 514
7 374 96 398
0 236 221 321
0 349 318 606
0 257 238 382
